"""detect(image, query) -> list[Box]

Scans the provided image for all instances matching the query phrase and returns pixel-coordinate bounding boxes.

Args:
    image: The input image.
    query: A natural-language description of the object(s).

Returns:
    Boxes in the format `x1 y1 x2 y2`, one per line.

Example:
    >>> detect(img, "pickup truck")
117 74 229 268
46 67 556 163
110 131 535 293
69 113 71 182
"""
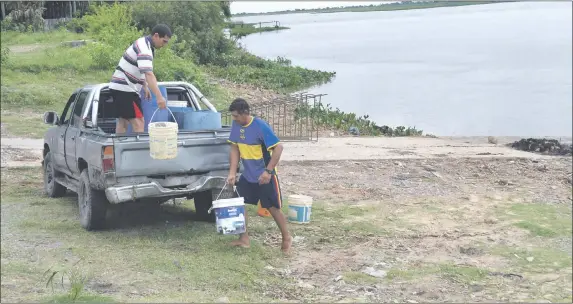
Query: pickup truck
42 81 238 231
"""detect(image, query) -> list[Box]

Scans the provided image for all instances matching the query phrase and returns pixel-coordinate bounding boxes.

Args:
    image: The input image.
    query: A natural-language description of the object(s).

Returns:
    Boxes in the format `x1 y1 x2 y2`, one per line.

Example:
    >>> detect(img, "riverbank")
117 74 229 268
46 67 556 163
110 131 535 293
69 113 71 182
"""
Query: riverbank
233 1 503 17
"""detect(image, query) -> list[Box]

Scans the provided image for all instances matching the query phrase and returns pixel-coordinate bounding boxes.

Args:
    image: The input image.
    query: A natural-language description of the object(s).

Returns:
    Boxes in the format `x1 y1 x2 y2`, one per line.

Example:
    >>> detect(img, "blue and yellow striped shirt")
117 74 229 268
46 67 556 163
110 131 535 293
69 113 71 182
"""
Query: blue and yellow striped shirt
228 117 280 183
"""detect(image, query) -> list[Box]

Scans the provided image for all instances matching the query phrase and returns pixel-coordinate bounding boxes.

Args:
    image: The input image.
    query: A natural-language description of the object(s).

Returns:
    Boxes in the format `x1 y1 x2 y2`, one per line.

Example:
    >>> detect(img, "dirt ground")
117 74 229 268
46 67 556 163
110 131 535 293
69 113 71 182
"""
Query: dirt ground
2 136 571 168
1 136 572 303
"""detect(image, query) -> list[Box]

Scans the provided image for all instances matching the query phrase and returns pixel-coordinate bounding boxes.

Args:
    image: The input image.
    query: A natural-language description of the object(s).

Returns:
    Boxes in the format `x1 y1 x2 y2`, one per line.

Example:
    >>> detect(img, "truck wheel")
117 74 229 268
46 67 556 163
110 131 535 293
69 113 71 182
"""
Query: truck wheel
78 169 108 231
193 188 235 223
43 151 66 198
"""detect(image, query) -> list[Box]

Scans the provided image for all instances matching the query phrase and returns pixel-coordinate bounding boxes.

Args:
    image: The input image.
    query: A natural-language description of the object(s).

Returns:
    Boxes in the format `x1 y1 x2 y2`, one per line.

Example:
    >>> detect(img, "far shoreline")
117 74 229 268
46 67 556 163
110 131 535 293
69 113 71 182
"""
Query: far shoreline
232 1 506 18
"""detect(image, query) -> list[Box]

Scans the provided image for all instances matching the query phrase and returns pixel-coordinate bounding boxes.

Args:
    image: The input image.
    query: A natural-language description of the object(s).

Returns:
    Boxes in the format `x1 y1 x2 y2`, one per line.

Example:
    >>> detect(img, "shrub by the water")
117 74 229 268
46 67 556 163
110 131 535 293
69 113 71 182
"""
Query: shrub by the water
295 102 423 137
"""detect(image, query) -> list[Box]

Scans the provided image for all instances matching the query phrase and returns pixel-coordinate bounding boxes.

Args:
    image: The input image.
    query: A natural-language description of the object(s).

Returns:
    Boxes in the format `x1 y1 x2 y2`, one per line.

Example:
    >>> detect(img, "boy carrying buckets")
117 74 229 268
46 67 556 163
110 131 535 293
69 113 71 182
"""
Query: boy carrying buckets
226 98 292 253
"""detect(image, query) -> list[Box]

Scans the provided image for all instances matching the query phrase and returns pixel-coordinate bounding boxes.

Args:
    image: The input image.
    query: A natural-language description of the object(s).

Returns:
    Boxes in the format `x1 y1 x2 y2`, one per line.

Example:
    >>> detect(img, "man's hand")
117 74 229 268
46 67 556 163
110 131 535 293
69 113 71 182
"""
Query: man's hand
227 173 236 186
157 95 167 109
258 171 271 185
143 86 151 100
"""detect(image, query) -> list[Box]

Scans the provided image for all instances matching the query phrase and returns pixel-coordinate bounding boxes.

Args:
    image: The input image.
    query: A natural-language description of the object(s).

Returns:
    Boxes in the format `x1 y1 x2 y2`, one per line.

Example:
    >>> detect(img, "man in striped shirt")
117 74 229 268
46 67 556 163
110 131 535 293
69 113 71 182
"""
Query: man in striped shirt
109 24 172 134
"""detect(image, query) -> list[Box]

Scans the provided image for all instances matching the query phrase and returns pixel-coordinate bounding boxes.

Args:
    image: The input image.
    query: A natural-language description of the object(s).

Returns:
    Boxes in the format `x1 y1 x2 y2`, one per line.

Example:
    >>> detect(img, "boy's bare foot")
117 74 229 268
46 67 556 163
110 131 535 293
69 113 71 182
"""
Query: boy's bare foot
230 235 250 248
281 235 293 253
230 240 250 248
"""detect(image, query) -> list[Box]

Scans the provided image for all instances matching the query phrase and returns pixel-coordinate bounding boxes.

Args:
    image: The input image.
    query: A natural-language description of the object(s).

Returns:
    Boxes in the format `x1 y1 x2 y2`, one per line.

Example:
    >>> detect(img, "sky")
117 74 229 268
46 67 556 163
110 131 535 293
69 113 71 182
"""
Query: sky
231 1 391 14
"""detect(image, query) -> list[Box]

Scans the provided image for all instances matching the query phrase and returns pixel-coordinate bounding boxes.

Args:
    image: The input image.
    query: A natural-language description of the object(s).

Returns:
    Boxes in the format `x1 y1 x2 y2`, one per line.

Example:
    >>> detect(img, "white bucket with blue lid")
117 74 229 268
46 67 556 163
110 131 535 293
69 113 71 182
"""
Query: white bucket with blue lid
208 185 246 235
288 194 313 224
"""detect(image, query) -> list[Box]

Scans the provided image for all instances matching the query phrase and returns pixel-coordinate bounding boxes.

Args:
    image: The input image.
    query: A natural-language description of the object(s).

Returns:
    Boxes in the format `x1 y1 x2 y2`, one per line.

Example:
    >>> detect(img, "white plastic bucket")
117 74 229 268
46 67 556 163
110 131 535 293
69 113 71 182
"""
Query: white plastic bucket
287 194 313 224
148 108 178 160
212 197 246 235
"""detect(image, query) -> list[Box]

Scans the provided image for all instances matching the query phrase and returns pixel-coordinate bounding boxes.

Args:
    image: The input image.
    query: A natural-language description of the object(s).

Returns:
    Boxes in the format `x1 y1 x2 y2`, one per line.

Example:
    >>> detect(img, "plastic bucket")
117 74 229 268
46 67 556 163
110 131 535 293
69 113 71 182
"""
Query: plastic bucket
287 195 313 224
148 108 178 160
212 197 246 235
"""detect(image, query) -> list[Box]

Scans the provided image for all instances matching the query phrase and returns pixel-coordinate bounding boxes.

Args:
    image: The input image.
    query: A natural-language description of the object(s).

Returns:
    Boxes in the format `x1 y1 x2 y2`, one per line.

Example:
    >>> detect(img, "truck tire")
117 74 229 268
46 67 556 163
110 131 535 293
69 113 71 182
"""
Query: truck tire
78 169 108 231
193 188 236 223
43 151 66 198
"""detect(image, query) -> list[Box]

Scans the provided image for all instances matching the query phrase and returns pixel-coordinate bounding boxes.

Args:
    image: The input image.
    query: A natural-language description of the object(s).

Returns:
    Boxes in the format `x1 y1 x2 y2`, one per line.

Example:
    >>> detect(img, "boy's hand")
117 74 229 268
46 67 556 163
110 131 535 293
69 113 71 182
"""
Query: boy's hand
227 174 236 186
258 171 271 185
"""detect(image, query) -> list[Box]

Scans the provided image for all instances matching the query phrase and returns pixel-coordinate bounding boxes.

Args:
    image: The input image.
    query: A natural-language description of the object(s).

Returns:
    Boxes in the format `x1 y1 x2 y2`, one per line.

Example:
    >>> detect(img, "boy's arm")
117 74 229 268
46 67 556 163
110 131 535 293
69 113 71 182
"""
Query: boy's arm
227 122 241 185
229 144 240 176
265 143 283 172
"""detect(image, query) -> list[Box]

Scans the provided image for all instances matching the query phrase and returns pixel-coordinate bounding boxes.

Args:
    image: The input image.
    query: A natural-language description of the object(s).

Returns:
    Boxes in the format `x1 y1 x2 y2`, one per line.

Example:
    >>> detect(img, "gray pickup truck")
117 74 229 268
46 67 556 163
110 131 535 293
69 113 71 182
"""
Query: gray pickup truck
42 81 237 231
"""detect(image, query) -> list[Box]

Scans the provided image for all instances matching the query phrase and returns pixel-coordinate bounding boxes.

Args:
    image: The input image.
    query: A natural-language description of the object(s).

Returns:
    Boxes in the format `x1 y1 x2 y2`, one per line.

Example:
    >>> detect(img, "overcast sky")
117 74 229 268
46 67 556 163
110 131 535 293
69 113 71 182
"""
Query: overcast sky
231 1 391 14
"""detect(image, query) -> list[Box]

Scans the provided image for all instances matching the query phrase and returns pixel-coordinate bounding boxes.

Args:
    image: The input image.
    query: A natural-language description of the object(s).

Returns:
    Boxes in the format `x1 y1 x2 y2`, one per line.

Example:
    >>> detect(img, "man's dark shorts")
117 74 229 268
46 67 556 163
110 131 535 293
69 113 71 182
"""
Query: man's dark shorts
236 174 283 209
110 89 143 119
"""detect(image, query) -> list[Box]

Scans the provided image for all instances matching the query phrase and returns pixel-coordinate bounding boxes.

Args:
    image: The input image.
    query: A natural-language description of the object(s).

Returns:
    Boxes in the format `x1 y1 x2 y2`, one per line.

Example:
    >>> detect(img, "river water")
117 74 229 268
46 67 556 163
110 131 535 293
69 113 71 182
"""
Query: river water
234 2 572 137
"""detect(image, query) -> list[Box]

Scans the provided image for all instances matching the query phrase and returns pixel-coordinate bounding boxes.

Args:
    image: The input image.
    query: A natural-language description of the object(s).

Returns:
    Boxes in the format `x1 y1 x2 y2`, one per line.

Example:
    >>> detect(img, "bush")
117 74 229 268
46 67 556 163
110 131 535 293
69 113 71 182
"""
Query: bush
130 1 234 65
1 46 9 65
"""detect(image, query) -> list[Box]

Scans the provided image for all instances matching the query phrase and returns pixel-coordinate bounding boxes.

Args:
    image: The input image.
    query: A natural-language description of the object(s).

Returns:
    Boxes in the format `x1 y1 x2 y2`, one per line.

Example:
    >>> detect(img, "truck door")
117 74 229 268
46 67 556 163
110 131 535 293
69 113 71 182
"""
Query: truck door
65 90 90 175
54 93 78 175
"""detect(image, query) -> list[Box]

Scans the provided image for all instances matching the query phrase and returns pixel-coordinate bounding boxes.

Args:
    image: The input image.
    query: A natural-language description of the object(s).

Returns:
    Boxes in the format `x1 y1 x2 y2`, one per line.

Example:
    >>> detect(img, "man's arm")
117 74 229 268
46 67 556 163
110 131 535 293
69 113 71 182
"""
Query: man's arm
144 72 163 102
137 40 165 108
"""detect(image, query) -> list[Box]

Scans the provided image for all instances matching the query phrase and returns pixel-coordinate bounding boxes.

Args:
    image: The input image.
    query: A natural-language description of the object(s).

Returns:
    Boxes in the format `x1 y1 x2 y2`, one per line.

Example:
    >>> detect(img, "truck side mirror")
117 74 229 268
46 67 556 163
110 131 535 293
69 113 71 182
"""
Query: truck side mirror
43 111 59 125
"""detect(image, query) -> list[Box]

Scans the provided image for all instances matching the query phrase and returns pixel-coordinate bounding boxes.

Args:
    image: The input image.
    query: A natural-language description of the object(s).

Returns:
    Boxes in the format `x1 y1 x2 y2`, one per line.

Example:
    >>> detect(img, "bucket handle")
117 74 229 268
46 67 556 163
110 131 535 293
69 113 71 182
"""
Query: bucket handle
150 107 177 124
208 181 240 214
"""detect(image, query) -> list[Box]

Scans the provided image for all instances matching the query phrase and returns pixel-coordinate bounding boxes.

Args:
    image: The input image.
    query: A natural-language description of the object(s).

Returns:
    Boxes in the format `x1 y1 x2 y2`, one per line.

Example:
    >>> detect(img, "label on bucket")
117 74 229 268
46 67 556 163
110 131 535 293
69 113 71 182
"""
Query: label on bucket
288 205 311 224
214 205 246 235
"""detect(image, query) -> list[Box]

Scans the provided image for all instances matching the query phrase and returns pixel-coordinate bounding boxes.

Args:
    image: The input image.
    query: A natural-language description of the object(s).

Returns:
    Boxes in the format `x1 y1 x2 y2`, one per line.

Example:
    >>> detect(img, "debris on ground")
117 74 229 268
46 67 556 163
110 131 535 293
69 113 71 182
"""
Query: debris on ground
509 138 572 156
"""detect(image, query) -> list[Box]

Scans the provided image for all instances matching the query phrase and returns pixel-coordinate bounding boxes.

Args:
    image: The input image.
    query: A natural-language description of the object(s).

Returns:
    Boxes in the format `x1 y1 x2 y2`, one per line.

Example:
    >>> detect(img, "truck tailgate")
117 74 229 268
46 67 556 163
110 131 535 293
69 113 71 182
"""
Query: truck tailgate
112 131 231 178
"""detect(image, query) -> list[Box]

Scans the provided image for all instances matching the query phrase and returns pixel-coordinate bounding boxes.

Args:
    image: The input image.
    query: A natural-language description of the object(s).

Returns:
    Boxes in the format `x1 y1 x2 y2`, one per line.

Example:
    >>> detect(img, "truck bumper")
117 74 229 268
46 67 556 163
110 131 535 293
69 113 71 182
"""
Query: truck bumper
104 175 227 204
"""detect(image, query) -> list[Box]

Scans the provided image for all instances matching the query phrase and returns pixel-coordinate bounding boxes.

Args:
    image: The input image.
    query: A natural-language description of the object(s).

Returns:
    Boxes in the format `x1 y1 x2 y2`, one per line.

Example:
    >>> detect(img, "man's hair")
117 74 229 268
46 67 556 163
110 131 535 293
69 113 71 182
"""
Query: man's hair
229 98 250 114
152 24 172 38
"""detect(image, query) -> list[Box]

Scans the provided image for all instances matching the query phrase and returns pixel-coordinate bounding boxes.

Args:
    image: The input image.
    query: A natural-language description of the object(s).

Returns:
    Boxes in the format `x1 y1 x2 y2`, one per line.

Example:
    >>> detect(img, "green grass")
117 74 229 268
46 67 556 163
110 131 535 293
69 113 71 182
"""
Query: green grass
43 294 116 303
499 203 572 238
491 246 572 272
0 30 86 46
386 263 489 284
0 167 389 302
343 271 380 285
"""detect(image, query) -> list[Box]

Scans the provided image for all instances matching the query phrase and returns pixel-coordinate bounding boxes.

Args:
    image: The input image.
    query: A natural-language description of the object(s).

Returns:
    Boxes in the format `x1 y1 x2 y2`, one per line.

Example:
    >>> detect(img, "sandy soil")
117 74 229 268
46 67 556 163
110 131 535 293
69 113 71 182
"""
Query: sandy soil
1 136 568 168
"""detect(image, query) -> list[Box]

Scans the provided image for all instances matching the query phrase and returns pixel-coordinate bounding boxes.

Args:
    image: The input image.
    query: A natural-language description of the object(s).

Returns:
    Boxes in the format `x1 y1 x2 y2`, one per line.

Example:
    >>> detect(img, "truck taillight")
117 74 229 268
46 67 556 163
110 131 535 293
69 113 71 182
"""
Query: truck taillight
102 146 115 172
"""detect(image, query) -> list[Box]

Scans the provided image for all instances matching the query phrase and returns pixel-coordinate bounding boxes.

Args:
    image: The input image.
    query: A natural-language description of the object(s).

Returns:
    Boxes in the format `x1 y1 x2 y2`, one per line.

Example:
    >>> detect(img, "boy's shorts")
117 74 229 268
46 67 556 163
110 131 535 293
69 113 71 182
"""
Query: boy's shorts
236 175 283 209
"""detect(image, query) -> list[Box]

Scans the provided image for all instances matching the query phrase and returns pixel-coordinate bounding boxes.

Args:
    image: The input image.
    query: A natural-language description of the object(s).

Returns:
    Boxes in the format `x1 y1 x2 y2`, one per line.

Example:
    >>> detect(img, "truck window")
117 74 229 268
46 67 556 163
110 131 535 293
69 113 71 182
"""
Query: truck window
71 90 90 128
60 93 78 125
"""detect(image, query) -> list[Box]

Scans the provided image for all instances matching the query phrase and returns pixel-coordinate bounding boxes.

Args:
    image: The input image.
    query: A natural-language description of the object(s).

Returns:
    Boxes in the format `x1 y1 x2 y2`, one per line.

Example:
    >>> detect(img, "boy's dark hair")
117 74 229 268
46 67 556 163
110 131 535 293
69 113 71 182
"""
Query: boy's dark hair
229 98 250 114
152 24 172 38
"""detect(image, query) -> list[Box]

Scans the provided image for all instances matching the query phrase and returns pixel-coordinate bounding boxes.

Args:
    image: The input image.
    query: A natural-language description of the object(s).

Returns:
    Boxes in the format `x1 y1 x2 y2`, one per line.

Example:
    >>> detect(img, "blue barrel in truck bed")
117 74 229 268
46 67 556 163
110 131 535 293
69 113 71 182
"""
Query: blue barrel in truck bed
124 86 170 134
168 107 222 131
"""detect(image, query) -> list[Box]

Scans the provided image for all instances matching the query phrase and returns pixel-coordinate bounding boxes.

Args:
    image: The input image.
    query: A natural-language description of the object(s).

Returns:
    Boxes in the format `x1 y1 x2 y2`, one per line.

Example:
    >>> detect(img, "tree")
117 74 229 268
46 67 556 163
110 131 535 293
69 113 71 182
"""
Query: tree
1 1 45 32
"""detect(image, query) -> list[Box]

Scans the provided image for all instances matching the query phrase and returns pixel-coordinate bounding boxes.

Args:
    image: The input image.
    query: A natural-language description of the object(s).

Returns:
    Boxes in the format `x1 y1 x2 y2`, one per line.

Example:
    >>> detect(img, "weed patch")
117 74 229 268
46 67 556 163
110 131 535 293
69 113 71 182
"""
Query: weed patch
499 203 572 238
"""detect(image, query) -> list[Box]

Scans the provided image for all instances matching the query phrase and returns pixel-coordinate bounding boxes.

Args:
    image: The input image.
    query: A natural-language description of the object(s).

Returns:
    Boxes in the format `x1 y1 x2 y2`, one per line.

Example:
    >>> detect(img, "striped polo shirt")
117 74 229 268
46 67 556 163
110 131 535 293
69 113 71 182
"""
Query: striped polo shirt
109 36 154 94
228 117 281 183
